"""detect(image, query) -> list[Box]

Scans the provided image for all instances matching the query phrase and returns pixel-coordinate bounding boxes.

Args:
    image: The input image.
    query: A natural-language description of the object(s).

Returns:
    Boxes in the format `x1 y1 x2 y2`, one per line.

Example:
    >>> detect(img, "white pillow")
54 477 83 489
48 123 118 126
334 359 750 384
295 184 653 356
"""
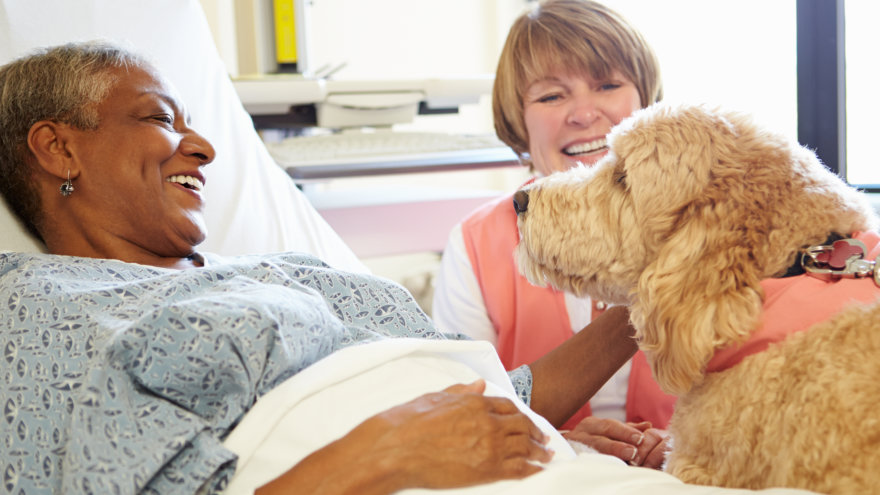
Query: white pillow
0 0 366 273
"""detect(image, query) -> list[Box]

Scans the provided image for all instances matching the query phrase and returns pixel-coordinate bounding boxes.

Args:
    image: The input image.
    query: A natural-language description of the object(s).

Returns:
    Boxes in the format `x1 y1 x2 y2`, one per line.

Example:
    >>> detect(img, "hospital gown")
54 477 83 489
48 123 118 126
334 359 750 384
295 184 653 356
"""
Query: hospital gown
0 252 532 494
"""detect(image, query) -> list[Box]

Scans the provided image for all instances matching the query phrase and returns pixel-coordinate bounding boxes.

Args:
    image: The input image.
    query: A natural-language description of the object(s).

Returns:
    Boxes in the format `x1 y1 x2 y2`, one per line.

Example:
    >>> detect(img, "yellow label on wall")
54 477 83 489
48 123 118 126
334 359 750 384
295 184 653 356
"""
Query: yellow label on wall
273 0 297 64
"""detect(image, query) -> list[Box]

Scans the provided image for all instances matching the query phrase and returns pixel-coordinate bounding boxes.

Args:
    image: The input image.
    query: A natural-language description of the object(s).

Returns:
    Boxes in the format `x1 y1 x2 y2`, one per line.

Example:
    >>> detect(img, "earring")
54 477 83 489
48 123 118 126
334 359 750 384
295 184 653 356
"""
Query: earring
60 169 74 197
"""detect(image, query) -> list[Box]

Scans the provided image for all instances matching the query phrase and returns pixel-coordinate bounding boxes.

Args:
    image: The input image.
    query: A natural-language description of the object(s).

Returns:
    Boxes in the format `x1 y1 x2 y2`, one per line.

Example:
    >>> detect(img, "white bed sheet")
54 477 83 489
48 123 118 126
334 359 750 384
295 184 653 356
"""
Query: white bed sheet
223 339 816 495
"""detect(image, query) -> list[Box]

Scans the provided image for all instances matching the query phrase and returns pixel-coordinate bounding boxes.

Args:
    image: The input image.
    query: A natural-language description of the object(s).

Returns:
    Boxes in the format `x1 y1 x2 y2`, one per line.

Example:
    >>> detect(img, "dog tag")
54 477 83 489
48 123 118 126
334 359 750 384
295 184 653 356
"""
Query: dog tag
802 237 878 286
814 238 865 270
875 255 880 287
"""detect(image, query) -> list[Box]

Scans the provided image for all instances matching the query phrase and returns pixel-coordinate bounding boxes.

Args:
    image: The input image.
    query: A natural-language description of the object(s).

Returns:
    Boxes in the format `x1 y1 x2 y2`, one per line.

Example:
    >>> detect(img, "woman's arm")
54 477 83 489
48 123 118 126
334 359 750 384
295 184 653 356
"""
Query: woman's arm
528 306 672 468
255 380 553 495
527 306 638 427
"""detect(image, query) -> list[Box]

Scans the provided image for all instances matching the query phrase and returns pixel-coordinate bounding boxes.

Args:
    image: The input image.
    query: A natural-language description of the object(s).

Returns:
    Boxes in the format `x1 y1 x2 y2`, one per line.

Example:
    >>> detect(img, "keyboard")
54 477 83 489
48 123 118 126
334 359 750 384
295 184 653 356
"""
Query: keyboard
265 131 519 180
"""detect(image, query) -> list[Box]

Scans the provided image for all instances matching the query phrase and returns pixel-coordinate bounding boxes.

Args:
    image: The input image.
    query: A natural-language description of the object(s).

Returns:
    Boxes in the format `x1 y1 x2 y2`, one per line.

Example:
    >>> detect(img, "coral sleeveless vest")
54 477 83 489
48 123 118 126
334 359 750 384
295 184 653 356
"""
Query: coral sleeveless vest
461 188 676 430
708 231 880 372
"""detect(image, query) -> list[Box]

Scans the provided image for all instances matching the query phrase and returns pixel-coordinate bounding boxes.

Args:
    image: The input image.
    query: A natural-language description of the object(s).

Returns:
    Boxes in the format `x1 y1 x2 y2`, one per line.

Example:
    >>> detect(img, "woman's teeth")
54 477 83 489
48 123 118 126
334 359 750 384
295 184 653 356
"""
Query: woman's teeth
564 137 608 156
166 175 204 191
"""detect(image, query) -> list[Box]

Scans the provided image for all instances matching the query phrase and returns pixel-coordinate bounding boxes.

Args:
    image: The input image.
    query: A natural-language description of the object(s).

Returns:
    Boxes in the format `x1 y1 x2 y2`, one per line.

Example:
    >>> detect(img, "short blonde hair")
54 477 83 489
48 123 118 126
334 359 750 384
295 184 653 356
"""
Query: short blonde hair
493 0 662 164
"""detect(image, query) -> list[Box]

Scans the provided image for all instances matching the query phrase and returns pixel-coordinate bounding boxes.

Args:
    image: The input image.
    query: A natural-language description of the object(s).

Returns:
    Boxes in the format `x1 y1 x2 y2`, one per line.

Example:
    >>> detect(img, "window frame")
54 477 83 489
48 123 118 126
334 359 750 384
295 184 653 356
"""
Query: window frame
796 0 847 180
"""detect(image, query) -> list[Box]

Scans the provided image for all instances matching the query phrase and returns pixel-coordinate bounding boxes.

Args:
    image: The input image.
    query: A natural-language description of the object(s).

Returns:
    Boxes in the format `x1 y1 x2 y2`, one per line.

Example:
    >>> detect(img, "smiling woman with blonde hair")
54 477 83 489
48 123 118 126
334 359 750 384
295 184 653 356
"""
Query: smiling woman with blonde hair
432 0 675 469
492 0 662 168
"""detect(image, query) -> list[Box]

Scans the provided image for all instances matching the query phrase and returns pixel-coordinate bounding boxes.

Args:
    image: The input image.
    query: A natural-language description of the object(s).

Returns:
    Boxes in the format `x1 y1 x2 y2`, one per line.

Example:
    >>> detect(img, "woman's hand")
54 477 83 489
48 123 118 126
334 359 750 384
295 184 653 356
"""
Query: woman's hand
562 417 668 469
257 380 553 495
371 380 554 488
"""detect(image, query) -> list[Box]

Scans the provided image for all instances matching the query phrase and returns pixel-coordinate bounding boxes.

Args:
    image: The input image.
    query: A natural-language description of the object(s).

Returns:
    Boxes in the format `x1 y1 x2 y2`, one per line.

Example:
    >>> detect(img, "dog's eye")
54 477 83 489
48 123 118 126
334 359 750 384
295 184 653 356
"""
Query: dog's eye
614 171 627 186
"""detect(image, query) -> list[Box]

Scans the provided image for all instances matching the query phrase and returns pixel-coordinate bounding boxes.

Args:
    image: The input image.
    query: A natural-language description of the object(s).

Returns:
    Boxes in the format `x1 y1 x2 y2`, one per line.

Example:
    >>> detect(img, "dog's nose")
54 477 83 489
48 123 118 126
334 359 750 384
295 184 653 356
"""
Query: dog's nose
513 190 529 215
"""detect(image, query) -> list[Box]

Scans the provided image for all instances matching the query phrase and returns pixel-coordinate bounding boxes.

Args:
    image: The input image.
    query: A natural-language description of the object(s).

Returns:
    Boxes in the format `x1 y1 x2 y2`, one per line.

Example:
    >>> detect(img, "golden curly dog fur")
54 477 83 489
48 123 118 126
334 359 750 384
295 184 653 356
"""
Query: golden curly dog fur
514 104 880 493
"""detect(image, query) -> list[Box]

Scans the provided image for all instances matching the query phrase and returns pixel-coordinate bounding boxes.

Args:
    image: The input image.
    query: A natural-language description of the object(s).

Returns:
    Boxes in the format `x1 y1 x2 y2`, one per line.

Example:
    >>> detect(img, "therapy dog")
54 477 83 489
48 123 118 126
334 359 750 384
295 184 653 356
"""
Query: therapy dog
513 104 880 493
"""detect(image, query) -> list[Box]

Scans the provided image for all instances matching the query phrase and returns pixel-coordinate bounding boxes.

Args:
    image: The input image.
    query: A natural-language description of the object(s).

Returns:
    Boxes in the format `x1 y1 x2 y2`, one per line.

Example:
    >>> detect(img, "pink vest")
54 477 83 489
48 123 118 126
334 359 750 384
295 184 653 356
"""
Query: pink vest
461 189 676 430
708 231 880 372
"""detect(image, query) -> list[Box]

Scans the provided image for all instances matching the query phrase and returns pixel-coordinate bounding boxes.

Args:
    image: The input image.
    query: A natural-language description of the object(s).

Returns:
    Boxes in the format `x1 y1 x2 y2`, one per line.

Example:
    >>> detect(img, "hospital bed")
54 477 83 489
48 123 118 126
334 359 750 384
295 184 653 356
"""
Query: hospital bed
0 2 815 494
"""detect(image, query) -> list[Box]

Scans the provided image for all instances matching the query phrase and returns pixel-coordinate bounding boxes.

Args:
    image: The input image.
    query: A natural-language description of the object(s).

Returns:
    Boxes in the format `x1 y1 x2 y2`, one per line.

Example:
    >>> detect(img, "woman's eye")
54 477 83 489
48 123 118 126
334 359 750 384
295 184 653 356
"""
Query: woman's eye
537 94 561 103
599 83 622 91
153 115 174 125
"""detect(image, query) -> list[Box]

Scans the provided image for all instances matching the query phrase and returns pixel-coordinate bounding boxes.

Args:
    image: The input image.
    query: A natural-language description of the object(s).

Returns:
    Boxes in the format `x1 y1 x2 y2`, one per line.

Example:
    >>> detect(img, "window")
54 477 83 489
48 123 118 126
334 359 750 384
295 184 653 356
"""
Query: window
607 0 798 140
845 1 879 188
797 0 878 190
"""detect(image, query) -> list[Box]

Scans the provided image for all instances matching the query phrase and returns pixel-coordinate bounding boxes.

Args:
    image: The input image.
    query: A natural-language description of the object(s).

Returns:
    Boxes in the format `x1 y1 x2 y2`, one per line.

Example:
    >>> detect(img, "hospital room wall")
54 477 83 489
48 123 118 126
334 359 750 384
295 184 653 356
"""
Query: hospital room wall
197 0 533 315
198 0 524 78
199 0 802 135
196 0 804 316
197 0 526 141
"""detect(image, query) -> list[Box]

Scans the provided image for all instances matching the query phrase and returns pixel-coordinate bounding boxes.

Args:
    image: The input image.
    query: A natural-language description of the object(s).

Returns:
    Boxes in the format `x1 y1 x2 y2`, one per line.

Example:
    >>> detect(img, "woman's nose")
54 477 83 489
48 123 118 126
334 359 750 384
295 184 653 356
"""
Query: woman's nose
566 96 599 127
181 130 216 166
513 190 529 215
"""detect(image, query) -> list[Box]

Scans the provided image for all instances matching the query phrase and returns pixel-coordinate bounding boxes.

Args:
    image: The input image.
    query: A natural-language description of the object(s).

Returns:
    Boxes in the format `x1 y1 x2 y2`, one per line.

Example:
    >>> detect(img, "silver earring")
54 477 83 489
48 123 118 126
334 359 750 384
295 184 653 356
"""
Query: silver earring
60 170 74 197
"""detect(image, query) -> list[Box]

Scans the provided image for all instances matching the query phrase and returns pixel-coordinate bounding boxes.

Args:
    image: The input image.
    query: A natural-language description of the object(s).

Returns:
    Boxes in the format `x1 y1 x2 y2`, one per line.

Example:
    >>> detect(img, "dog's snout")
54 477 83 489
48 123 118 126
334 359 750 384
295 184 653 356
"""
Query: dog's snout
513 190 529 215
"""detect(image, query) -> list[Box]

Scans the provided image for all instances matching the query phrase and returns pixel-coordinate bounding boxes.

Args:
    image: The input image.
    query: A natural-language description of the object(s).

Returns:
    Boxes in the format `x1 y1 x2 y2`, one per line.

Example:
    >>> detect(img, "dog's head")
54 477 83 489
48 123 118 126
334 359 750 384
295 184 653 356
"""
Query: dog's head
515 104 878 395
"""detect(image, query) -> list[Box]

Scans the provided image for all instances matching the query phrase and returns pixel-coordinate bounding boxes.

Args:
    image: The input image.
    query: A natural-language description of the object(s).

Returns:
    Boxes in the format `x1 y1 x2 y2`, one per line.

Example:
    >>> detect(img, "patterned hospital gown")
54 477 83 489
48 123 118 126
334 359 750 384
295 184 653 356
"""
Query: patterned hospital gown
0 251 532 494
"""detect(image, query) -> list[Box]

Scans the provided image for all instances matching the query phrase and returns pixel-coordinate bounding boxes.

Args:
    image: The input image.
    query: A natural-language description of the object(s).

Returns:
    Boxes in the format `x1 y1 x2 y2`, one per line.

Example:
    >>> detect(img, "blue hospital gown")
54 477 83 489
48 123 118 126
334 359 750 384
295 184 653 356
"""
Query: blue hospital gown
0 251 533 494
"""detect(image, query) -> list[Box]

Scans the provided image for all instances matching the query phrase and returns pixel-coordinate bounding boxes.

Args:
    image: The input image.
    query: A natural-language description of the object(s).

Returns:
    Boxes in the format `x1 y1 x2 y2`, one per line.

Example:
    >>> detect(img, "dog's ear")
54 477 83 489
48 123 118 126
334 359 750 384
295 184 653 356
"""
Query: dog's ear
617 106 765 395
630 214 765 396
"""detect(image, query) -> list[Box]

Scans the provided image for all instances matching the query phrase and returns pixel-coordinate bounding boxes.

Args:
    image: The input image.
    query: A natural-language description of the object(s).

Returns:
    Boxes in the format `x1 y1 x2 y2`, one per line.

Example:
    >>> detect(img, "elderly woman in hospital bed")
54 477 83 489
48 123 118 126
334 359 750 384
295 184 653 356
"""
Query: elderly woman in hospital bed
0 3 817 495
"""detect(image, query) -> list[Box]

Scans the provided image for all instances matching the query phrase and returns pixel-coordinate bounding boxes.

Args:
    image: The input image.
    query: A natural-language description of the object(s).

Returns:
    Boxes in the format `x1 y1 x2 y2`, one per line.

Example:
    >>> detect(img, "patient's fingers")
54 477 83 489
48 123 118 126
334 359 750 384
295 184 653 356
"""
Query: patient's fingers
374 382 553 489
445 381 519 413
469 394 550 450
502 431 554 463
443 379 487 395
495 413 553 461
445 381 546 443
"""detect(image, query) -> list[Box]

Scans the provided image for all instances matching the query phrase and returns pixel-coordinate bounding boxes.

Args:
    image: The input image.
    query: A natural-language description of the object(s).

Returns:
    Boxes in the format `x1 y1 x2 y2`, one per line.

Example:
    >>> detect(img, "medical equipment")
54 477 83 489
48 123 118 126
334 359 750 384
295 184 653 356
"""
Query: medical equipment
265 129 517 180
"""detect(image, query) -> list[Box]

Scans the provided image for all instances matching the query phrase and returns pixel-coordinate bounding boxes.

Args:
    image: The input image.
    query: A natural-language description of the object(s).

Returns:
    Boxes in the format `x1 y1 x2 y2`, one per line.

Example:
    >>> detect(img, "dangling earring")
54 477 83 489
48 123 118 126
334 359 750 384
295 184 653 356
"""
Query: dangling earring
60 169 74 197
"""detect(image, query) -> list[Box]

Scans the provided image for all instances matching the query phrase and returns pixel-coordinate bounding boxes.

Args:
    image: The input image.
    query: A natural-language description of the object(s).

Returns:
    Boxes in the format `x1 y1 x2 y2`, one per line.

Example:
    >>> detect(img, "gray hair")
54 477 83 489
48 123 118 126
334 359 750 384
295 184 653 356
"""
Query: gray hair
0 41 150 241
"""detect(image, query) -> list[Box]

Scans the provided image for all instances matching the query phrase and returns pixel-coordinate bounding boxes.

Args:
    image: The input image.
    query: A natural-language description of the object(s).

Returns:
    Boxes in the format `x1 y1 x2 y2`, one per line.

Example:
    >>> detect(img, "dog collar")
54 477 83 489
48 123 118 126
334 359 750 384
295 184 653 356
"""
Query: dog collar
801 236 880 288
780 233 844 277
709 231 880 374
